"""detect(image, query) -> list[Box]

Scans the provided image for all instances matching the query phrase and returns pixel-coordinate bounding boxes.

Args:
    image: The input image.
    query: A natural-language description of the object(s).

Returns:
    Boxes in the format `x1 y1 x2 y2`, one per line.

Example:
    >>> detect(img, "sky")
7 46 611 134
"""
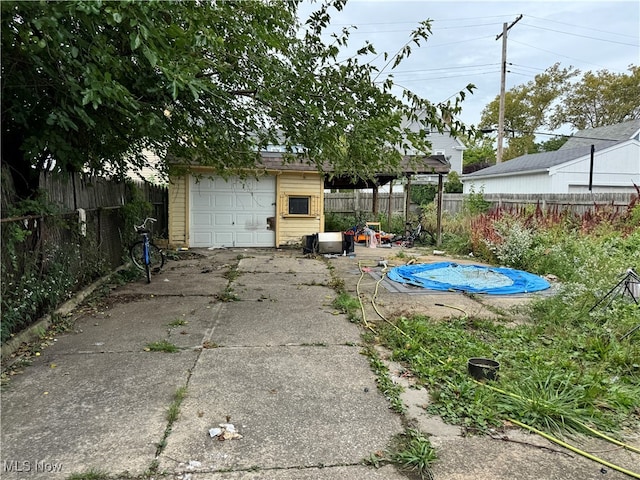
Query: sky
297 0 640 133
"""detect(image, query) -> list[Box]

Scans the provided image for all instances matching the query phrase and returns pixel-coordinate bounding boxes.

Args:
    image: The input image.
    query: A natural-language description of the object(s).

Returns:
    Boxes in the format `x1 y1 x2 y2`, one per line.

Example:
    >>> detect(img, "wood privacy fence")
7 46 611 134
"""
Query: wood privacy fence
38 173 168 236
441 192 638 216
1 170 168 342
324 192 409 214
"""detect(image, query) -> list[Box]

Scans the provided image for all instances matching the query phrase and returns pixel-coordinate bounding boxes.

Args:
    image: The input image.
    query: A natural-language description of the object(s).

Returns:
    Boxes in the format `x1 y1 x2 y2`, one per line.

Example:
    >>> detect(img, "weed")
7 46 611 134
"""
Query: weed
363 346 405 414
332 292 361 323
65 469 110 480
167 318 188 327
144 340 179 353
216 287 239 302
387 429 437 479
223 267 240 281
167 386 187 423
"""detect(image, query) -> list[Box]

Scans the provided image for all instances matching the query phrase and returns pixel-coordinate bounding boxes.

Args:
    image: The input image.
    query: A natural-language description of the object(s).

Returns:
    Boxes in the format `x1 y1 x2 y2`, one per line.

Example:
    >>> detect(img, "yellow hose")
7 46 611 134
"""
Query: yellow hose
356 263 640 475
508 418 640 479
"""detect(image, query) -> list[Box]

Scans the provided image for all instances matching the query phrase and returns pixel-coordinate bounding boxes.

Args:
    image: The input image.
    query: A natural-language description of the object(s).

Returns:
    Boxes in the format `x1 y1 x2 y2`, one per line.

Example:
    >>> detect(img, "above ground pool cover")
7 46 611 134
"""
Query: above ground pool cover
387 262 550 295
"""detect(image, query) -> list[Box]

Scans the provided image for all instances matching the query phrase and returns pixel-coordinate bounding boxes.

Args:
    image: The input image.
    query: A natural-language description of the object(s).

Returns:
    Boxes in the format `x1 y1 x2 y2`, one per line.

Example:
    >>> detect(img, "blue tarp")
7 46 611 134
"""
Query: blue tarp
387 262 550 295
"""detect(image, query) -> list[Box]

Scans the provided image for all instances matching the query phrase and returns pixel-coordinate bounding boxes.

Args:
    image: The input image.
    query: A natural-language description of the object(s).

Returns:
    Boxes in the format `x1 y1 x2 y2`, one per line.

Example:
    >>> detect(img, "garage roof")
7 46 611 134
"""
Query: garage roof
258 152 450 188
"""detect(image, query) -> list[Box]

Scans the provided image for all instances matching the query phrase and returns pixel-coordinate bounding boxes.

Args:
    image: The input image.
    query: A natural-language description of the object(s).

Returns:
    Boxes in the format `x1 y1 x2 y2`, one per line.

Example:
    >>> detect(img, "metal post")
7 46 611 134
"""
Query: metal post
437 173 444 247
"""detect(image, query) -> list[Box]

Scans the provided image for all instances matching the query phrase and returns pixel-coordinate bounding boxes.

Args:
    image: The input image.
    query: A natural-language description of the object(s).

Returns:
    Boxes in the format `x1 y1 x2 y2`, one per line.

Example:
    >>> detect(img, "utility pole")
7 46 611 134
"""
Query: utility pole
495 14 522 163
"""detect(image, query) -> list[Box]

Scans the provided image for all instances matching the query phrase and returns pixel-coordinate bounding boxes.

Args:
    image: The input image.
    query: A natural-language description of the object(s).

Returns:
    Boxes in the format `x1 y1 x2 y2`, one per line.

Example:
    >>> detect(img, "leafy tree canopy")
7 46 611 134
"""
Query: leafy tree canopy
460 134 495 173
479 63 638 161
1 0 475 199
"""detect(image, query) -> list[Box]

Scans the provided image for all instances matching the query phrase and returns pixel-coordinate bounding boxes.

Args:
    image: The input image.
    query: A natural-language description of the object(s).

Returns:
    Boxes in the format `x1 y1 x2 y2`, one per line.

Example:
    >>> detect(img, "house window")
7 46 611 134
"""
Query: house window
288 196 310 215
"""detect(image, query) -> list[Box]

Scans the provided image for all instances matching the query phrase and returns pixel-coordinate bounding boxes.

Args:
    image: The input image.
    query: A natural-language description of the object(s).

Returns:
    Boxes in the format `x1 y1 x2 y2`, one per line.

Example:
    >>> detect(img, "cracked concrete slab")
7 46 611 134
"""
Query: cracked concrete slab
1 351 197 480
158 346 403 475
205 300 360 347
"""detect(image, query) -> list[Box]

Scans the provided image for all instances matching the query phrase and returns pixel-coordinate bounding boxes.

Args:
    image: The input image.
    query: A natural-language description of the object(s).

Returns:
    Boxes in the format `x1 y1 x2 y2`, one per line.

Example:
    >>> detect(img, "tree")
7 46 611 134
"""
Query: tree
444 171 462 193
479 63 578 160
536 136 568 152
478 63 638 161
1 0 475 200
551 66 640 130
461 135 495 173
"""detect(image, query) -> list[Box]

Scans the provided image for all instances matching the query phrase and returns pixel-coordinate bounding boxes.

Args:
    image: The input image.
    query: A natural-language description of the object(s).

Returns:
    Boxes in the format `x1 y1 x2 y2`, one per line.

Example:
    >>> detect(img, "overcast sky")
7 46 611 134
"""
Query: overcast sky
298 0 640 133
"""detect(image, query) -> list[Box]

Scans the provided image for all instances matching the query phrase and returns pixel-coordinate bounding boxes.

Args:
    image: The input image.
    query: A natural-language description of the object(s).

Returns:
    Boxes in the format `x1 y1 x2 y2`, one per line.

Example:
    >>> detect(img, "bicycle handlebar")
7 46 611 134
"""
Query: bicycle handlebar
134 217 157 232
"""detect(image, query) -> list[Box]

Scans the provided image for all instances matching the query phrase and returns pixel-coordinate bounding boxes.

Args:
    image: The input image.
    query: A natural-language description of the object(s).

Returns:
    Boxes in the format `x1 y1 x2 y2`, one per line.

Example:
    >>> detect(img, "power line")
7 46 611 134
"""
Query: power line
525 14 639 40
376 70 501 83
520 22 640 47
386 63 500 75
510 39 618 71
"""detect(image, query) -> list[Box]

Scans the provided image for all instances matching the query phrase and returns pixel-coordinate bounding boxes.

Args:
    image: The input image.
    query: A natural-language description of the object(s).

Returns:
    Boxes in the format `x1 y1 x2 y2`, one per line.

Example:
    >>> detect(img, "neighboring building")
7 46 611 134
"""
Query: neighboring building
401 112 466 186
126 149 168 185
462 120 640 194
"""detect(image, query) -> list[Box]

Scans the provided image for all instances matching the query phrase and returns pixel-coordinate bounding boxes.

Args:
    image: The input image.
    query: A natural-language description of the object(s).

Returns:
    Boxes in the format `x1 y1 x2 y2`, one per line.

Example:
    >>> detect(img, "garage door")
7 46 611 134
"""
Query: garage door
190 176 276 248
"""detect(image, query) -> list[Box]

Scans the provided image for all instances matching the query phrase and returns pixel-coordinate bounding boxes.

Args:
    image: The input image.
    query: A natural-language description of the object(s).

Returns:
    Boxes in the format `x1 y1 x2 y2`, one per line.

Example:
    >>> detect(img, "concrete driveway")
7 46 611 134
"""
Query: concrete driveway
1 245 638 480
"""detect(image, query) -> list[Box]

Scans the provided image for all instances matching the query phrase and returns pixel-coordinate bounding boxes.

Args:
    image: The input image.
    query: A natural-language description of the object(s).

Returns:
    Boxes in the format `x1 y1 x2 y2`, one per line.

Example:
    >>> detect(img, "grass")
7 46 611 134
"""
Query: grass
332 292 361 323
153 386 188 468
144 340 179 353
375 311 640 436
366 428 437 480
167 317 188 327
65 469 110 480
388 429 437 479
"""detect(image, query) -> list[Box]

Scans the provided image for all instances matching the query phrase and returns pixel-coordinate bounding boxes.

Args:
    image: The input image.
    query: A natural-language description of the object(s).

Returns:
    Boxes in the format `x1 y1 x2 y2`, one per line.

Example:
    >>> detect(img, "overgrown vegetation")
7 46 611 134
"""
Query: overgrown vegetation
373 190 640 438
0 195 108 343
1 180 156 343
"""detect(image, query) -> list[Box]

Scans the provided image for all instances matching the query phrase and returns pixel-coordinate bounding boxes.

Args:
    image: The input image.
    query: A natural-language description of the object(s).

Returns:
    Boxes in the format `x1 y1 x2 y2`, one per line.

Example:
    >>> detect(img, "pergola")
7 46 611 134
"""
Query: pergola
324 154 450 246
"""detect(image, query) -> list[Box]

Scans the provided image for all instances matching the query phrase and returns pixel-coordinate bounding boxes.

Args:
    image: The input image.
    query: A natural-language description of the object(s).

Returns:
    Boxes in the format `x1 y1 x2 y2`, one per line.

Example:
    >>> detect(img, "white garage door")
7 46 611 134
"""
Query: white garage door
190 176 276 248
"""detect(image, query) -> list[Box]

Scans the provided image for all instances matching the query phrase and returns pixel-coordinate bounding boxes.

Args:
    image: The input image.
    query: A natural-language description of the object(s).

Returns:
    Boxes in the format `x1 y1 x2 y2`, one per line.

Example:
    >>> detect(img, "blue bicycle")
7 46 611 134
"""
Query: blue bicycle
129 217 165 283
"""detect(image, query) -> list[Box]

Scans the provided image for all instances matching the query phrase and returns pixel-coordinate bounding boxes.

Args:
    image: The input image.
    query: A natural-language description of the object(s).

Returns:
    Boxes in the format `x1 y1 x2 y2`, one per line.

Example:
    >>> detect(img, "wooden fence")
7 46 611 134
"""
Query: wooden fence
441 192 638 216
324 192 409 214
1 170 168 342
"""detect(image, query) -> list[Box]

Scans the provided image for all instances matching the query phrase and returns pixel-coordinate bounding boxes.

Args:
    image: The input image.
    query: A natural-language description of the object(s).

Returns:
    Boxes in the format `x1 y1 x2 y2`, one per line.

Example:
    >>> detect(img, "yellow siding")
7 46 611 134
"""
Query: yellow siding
276 172 324 247
168 168 324 248
168 175 188 248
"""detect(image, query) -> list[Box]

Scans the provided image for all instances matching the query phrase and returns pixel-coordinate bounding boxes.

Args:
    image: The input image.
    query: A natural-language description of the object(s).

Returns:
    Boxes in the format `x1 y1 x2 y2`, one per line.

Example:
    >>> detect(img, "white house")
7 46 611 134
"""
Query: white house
462 120 640 194
400 111 466 186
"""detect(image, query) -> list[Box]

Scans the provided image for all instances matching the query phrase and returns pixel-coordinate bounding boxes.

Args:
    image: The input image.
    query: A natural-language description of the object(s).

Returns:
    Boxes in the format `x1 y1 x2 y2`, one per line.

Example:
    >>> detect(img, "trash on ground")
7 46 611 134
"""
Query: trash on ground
209 423 243 440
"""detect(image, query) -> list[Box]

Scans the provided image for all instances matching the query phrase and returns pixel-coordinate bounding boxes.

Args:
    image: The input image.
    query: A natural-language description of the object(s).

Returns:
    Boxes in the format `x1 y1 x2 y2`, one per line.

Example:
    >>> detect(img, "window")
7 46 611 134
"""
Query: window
288 196 310 215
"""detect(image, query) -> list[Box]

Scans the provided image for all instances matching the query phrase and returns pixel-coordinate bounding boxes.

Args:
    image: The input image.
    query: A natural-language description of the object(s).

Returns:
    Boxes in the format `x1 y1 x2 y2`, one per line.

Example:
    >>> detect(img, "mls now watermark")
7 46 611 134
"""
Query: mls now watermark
3 460 63 473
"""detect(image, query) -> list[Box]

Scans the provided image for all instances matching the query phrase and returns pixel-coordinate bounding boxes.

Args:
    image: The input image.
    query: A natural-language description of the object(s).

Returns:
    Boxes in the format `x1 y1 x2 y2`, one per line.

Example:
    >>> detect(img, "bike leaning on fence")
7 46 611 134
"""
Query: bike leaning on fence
129 217 165 283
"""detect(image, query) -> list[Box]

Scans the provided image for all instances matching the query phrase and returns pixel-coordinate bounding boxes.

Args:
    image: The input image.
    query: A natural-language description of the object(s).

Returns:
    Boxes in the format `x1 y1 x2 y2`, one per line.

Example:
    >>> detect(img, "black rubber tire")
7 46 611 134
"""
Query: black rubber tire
129 241 165 273
145 262 151 284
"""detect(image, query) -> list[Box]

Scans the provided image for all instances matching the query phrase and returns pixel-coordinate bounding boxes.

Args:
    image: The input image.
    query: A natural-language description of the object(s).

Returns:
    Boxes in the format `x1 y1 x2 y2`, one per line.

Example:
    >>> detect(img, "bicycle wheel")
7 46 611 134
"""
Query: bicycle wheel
129 241 165 272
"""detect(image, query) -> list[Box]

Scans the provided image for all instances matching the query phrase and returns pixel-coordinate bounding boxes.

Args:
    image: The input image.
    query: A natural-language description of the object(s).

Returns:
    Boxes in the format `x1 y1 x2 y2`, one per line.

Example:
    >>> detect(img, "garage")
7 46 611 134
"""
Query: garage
189 175 276 248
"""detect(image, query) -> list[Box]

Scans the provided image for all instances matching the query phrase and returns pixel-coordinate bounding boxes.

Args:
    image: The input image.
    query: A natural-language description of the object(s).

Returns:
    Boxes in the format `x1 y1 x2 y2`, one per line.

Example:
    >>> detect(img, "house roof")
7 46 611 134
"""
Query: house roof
559 119 640 150
465 119 640 179
169 150 450 188
463 146 594 178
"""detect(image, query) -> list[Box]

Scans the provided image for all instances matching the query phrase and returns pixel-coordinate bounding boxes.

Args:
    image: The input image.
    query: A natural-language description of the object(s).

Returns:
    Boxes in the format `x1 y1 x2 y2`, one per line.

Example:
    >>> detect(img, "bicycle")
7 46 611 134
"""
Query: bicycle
129 217 165 283
401 219 427 248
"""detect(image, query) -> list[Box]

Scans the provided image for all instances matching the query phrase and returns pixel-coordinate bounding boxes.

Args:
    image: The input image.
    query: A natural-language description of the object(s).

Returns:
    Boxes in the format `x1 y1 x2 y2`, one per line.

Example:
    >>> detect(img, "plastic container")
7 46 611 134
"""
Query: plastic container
467 358 500 381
